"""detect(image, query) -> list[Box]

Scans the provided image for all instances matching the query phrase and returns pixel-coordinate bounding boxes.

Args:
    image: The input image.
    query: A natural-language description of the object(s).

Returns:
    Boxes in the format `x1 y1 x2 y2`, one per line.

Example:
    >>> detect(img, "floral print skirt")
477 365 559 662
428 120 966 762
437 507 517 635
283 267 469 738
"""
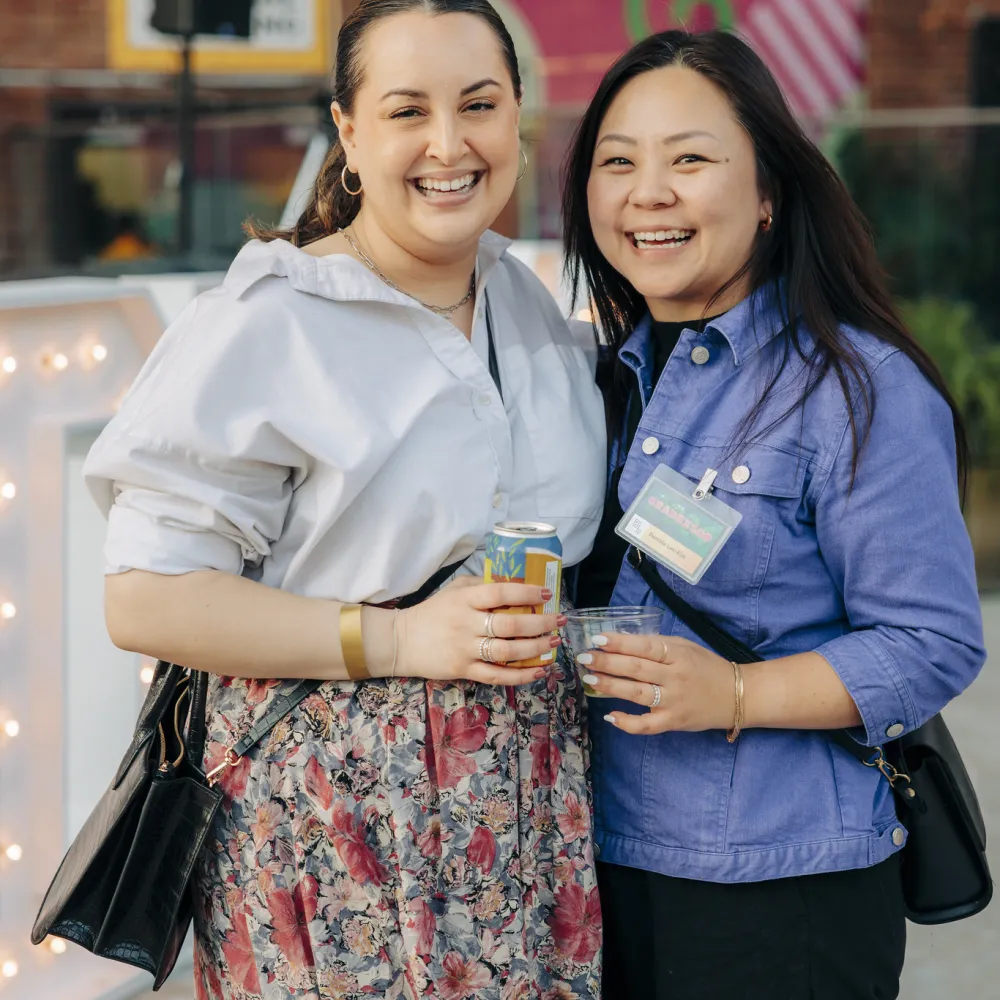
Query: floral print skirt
192 655 601 999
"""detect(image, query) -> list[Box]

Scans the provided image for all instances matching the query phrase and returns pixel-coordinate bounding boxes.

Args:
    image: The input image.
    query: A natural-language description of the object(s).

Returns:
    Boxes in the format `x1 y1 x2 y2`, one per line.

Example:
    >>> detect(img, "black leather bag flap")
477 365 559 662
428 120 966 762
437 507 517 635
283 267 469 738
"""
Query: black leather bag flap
898 714 987 851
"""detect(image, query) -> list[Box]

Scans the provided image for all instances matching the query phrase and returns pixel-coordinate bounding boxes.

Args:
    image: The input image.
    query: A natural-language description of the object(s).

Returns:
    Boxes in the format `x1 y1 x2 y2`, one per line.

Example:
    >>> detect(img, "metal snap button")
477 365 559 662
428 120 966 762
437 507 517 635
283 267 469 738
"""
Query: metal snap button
691 346 711 365
886 723 905 738
641 436 660 456
892 827 905 847
731 465 751 485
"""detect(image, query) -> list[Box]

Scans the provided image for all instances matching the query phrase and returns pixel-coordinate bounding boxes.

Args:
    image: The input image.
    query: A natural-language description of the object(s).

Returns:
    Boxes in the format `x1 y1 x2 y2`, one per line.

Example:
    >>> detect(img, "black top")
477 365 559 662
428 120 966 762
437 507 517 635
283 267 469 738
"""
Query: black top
575 318 711 609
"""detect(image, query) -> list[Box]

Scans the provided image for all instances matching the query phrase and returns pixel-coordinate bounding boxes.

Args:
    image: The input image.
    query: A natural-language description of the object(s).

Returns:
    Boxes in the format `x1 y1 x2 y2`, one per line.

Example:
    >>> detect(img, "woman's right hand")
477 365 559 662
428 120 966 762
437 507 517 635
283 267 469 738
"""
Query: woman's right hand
396 577 564 685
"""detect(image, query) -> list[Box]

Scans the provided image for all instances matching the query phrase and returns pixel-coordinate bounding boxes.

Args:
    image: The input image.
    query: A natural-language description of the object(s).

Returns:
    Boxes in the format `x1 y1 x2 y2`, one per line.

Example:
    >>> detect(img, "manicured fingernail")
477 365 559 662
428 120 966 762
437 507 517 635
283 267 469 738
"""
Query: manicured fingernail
583 674 600 685
549 635 562 648
534 668 546 679
604 714 617 726
592 635 609 647
556 614 568 627
541 589 553 601
576 652 594 666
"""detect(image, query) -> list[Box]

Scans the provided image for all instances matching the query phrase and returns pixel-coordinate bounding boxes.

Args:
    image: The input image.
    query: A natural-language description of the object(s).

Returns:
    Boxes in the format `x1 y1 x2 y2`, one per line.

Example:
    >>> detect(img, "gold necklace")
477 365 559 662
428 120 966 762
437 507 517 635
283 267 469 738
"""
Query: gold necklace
341 228 476 318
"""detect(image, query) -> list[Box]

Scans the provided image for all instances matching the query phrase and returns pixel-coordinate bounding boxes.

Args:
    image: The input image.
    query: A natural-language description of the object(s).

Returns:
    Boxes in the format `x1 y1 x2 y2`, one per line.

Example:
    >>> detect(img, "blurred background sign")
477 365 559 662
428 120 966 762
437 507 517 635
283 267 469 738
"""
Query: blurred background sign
107 0 331 74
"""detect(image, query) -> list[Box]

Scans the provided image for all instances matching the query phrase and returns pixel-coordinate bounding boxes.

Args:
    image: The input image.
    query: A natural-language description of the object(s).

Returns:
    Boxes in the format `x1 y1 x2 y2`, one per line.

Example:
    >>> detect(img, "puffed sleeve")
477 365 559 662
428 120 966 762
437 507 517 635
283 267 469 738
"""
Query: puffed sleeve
84 284 309 576
812 349 986 746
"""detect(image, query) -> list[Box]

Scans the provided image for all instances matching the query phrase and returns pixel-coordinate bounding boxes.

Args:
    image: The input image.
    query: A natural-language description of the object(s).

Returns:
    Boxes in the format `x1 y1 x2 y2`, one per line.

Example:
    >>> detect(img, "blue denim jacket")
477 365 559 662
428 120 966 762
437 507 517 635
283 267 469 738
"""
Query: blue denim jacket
590 286 986 883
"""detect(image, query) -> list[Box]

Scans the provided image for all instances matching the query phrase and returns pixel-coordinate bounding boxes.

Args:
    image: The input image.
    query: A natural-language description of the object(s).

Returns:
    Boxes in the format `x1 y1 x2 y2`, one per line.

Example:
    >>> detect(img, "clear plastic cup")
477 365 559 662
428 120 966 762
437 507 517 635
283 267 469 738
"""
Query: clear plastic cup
562 606 665 698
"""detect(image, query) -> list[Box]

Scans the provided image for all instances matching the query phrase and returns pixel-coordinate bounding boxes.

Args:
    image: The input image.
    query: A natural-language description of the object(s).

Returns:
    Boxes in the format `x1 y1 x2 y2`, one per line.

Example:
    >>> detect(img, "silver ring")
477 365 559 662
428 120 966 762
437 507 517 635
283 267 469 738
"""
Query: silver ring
484 612 497 639
479 636 501 664
650 684 661 709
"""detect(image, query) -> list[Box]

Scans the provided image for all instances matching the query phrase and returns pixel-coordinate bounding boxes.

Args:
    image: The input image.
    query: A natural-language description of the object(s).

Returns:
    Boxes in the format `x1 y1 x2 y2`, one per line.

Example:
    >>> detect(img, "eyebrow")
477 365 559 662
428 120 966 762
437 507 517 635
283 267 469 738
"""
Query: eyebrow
380 78 502 101
596 129 719 148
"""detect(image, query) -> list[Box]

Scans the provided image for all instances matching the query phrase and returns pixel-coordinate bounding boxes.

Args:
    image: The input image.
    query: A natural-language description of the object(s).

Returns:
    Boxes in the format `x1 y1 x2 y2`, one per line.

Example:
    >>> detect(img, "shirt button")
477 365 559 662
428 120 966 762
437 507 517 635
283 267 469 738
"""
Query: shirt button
892 827 906 847
479 394 493 406
641 436 660 456
492 493 503 509
691 346 711 365
886 723 905 738
731 465 751 484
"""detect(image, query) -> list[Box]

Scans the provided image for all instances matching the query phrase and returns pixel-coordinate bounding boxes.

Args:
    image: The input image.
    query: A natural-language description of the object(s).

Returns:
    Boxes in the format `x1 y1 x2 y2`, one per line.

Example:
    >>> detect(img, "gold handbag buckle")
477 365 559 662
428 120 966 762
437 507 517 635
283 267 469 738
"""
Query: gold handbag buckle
206 747 240 786
864 747 915 798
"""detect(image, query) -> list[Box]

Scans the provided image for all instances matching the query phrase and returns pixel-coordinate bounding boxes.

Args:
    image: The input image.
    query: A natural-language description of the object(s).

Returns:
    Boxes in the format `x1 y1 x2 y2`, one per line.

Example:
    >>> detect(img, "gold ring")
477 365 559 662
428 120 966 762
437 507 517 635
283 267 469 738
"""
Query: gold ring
659 639 669 663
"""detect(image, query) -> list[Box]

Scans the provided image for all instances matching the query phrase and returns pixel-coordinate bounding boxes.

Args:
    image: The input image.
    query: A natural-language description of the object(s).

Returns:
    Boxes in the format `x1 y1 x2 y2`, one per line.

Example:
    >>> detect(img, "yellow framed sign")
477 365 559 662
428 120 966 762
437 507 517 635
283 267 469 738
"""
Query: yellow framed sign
107 0 333 75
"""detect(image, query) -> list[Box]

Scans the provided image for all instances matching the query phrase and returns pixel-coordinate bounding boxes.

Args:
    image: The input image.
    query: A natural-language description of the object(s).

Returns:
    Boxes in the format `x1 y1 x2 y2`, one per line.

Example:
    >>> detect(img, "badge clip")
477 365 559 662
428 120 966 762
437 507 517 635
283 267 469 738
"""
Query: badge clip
692 468 718 501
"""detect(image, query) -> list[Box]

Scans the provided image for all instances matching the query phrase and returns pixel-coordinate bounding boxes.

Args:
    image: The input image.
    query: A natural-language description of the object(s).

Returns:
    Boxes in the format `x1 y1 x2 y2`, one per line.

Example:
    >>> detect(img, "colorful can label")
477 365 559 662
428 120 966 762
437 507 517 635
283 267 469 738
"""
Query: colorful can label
484 521 563 666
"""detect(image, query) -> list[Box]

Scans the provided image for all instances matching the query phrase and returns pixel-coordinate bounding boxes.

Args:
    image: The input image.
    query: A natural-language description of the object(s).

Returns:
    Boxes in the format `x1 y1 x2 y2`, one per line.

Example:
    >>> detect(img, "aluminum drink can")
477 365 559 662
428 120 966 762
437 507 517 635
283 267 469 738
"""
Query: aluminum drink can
484 521 563 667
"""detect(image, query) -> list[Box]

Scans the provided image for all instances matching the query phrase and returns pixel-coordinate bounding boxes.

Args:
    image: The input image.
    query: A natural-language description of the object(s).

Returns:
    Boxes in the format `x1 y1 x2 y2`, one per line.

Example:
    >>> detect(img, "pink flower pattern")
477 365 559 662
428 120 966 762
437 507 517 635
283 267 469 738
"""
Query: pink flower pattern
193 654 600 996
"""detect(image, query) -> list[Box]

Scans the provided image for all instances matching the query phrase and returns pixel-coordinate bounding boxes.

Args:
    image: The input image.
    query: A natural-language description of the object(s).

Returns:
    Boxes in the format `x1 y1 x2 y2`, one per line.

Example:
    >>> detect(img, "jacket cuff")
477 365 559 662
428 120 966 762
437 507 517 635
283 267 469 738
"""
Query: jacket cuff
814 630 918 747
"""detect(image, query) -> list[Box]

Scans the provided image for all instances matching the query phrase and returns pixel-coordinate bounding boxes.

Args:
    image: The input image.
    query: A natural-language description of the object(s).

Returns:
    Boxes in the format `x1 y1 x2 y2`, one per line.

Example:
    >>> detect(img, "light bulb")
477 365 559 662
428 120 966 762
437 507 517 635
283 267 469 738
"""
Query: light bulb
91 343 108 362
52 353 69 371
0 602 15 620
4 844 21 862
3 720 19 738
1 960 17 978
1 356 15 374
48 938 67 955
576 308 594 323
1 482 15 500
139 664 155 685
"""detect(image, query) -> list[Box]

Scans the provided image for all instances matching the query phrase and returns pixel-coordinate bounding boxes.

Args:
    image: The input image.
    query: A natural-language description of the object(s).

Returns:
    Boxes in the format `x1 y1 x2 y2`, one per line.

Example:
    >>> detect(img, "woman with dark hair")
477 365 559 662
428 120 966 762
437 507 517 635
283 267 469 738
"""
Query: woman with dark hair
83 1 605 995
565 29 984 1000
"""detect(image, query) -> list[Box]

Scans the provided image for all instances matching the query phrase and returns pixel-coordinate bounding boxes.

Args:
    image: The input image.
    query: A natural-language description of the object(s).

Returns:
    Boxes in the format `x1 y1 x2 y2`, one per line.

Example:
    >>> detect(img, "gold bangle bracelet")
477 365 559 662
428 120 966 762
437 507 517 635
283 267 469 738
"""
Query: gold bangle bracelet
726 660 745 743
340 604 370 681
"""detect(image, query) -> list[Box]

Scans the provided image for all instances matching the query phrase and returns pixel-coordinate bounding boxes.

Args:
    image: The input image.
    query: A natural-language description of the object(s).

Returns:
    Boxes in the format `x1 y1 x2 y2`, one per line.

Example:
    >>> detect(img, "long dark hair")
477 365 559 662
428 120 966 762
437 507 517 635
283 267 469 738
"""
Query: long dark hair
246 0 521 245
563 30 968 496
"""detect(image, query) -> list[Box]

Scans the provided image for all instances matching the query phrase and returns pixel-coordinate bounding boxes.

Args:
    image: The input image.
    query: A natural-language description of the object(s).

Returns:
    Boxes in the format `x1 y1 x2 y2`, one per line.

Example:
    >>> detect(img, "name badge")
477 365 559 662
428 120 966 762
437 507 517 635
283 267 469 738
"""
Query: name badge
615 464 741 585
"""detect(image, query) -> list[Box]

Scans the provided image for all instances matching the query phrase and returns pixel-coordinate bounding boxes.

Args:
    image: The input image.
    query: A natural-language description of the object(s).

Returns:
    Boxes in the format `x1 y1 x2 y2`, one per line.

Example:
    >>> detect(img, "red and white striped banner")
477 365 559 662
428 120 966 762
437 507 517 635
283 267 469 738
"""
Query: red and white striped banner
740 0 868 119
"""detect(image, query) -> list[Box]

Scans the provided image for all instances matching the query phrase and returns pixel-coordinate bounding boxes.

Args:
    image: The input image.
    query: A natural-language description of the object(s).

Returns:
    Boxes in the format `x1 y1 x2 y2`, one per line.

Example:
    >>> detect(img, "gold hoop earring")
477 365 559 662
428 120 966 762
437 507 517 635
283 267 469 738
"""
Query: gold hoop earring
341 164 363 197
760 213 773 232
517 148 528 181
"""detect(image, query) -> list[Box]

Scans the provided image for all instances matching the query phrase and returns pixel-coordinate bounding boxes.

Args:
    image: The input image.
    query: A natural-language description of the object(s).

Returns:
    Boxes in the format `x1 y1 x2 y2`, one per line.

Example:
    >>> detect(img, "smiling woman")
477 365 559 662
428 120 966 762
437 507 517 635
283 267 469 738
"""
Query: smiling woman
81 1 606 997
564 28 984 1000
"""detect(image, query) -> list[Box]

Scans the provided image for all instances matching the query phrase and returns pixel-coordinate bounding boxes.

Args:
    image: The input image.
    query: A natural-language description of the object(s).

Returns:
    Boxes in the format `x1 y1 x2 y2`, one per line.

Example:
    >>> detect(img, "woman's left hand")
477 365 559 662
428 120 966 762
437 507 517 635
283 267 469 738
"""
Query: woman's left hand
579 633 738 735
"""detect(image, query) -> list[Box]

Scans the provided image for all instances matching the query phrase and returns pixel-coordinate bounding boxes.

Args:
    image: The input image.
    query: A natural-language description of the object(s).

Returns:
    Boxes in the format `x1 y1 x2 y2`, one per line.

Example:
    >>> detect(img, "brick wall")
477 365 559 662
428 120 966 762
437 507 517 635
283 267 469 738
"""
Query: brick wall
0 0 107 70
869 0 1000 107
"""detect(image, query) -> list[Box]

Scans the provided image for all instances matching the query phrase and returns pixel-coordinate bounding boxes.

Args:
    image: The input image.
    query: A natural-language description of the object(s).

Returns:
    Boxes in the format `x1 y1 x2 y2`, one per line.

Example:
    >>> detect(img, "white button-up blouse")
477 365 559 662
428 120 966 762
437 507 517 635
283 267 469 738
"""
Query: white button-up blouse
83 232 606 603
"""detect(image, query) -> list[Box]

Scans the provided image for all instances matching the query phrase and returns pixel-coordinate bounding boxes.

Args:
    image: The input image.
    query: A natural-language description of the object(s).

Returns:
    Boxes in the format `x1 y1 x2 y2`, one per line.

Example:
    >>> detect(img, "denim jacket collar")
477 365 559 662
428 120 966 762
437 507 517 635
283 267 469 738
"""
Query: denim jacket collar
619 281 789 376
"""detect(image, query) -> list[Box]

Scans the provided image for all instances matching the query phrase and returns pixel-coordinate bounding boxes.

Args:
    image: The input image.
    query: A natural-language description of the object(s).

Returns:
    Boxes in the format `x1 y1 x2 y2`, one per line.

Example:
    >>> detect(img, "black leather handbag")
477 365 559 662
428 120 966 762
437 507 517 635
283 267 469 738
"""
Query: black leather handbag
31 560 464 988
31 662 224 987
628 546 993 925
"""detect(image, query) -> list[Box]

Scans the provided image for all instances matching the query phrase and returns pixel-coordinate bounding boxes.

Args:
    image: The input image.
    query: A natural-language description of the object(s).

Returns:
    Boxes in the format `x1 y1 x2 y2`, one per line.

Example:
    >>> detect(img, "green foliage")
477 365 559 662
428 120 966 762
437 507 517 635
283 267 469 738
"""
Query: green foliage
898 298 1000 464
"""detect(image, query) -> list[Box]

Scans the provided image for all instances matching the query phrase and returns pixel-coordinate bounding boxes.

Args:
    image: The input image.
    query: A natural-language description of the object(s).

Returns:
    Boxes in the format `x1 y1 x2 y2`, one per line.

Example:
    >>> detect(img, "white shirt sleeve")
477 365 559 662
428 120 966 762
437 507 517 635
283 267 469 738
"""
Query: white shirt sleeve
84 283 308 576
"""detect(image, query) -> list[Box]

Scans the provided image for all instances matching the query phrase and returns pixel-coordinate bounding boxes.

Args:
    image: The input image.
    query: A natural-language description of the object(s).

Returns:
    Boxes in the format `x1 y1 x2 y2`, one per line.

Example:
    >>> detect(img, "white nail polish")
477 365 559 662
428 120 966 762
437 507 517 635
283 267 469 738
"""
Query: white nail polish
582 674 600 685
592 635 609 647
576 652 593 666
603 714 617 726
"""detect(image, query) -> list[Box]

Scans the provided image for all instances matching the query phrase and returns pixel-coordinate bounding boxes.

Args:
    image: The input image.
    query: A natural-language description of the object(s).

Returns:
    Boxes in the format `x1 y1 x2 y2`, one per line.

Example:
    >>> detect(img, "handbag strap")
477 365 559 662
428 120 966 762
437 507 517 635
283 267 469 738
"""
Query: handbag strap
626 546 883 771
209 556 469 776
484 291 503 401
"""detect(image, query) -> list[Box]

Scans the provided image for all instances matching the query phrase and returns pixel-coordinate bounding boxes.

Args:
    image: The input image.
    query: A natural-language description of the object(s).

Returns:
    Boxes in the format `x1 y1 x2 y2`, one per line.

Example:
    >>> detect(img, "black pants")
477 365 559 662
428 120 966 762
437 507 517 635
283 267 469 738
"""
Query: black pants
598 856 906 1000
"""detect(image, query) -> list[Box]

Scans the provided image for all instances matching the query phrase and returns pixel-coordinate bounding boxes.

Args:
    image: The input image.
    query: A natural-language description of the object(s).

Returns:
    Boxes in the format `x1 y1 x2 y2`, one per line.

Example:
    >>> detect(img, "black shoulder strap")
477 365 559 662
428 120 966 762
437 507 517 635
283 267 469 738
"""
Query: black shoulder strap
626 546 878 768
484 292 503 401
226 556 467 761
